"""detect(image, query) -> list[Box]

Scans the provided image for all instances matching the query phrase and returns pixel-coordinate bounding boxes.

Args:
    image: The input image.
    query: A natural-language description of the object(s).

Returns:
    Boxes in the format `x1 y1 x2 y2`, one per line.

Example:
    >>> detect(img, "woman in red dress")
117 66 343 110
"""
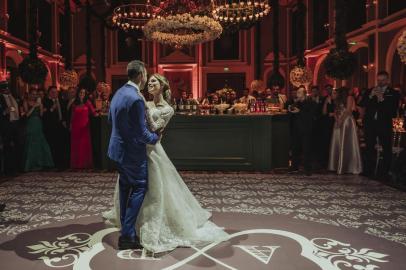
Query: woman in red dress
69 88 98 169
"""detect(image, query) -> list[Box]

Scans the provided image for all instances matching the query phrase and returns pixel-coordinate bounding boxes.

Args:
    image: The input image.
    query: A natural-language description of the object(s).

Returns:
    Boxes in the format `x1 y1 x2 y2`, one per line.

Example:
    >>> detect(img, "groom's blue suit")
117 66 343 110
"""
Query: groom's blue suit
108 82 159 241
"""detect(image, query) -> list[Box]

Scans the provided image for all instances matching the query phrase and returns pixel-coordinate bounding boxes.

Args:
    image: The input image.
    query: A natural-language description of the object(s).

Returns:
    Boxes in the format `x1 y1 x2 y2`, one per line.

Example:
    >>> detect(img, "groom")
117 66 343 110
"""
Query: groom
108 60 159 250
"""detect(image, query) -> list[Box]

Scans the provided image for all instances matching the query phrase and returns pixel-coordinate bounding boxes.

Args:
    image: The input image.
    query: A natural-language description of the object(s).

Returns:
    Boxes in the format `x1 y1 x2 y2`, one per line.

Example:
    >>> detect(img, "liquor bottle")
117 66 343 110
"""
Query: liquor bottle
250 100 256 113
261 100 266 112
192 101 197 113
185 99 191 111
178 99 184 111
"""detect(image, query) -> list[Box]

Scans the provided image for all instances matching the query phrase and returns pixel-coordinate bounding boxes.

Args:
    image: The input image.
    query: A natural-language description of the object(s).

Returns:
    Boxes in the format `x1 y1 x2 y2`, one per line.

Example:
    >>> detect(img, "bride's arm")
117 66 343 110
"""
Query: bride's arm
146 104 174 132
159 105 175 124
146 108 165 132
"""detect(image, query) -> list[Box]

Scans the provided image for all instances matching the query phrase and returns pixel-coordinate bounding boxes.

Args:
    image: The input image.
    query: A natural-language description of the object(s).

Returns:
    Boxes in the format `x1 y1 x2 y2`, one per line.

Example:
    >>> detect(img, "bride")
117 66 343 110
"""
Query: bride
103 74 228 253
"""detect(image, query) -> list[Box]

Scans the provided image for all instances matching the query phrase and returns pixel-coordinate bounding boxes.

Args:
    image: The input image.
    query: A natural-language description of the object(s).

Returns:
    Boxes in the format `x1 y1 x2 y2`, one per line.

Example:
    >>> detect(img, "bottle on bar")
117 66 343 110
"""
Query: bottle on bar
185 99 191 111
250 100 256 113
179 99 184 112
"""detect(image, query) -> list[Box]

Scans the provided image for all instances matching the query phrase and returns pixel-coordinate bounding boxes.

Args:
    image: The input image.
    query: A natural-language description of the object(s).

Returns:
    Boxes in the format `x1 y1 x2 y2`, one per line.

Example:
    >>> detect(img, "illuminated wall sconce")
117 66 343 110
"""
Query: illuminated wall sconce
362 63 375 72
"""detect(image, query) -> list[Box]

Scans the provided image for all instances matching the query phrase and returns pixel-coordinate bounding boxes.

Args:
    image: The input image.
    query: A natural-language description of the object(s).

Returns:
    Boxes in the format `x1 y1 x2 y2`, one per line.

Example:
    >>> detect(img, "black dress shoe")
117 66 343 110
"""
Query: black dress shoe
288 166 299 173
304 171 312 176
118 236 143 250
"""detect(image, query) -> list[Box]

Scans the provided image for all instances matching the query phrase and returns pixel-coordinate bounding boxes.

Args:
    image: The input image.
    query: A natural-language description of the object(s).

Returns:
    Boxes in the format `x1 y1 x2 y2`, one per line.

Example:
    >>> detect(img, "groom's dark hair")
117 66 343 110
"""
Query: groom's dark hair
127 60 145 80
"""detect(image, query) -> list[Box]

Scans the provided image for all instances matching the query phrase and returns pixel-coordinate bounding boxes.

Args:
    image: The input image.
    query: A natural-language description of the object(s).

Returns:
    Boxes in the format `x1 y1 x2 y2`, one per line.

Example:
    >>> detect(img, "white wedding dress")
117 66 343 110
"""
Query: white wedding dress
103 101 228 253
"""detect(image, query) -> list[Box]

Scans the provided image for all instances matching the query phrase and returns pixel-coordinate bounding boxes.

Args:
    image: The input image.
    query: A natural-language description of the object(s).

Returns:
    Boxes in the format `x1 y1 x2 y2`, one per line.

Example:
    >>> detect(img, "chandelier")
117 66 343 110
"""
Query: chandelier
143 13 223 49
211 0 271 24
111 1 161 31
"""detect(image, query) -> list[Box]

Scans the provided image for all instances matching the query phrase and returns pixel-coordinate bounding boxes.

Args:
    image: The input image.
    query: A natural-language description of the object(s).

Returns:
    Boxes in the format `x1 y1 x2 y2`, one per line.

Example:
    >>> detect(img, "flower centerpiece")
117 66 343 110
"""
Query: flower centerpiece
232 103 248 114
214 103 230 114
143 13 222 48
397 30 406 64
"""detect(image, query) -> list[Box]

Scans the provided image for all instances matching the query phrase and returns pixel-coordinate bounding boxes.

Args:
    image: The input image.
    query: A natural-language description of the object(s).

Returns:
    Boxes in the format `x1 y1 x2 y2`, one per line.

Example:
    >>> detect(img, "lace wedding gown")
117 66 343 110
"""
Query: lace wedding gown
103 101 228 253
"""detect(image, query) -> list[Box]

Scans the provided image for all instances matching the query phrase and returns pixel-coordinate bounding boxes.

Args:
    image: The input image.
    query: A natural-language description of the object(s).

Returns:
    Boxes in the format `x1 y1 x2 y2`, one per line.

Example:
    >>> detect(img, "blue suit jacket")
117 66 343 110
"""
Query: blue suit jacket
108 83 158 167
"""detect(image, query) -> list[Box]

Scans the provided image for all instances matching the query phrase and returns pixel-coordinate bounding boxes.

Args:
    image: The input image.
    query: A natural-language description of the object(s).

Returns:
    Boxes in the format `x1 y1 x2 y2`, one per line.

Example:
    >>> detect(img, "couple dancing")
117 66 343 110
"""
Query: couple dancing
103 60 228 253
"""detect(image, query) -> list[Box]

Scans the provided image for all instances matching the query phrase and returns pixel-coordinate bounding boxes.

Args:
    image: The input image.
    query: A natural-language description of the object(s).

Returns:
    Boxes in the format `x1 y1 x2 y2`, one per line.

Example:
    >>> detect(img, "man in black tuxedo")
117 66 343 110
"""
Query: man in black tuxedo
0 81 21 175
43 86 69 170
360 71 400 178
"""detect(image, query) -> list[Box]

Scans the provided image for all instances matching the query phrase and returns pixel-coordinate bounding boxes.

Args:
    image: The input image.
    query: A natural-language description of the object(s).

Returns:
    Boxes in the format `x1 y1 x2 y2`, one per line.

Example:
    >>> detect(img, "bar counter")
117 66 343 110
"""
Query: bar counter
160 113 290 171
95 113 290 171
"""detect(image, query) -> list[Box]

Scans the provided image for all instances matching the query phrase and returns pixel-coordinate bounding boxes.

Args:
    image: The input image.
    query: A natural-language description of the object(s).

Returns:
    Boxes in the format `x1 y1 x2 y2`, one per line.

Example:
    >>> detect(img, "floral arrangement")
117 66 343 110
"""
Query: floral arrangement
18 57 48 85
323 48 357 80
289 65 313 87
216 86 234 97
143 13 222 48
214 103 230 113
59 69 79 90
397 30 406 64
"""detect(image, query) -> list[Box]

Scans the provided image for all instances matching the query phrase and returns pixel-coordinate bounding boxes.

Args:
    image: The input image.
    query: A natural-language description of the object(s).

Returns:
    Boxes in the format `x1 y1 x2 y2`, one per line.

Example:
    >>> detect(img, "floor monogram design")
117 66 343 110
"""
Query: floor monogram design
0 172 406 269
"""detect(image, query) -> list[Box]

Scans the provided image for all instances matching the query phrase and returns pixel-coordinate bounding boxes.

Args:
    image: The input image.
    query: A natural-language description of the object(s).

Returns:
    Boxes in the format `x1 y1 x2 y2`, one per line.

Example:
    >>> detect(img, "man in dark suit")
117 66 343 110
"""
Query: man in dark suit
289 87 317 176
360 71 400 179
0 81 21 175
43 86 69 170
310 85 326 168
108 60 160 250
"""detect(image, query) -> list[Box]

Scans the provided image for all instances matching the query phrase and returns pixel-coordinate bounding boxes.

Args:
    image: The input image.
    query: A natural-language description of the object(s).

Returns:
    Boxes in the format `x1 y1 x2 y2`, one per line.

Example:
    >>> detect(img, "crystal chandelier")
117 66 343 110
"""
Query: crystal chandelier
111 1 161 31
211 0 271 24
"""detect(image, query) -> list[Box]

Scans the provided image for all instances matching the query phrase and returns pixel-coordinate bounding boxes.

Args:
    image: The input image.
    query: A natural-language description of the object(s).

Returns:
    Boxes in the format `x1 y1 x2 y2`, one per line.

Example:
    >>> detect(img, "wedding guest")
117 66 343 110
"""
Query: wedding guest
269 84 287 109
187 92 200 105
70 88 98 169
285 88 298 109
38 89 45 102
286 86 302 161
321 85 336 167
310 85 325 168
239 88 256 104
43 86 68 170
359 71 400 179
328 87 362 174
23 90 54 171
250 80 265 98
289 87 317 176
226 91 237 105
210 93 221 105
177 90 188 105
0 81 22 175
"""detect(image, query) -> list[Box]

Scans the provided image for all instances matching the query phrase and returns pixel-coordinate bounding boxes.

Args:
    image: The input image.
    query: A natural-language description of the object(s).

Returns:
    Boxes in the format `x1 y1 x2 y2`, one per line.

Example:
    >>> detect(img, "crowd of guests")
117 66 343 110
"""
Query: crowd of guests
1 70 405 183
0 81 106 175
285 71 404 182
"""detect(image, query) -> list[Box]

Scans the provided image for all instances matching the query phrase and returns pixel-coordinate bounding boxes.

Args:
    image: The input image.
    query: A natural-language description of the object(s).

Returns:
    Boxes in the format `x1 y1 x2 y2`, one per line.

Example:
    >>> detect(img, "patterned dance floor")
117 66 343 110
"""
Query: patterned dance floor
0 172 405 269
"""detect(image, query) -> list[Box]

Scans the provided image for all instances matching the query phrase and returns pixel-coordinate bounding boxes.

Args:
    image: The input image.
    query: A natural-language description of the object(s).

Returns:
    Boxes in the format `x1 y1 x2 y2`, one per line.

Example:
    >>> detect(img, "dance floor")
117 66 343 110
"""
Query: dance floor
0 172 405 269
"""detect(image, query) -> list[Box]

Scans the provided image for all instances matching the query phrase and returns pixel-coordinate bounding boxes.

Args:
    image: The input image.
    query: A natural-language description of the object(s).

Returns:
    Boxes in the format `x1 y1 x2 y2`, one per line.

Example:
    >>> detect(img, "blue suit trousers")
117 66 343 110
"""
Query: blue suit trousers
116 161 148 241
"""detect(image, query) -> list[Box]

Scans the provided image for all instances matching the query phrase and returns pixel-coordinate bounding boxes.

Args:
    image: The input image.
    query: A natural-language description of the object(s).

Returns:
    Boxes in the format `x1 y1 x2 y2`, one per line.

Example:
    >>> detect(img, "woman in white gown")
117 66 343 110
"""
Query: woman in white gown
103 74 228 253
328 87 362 174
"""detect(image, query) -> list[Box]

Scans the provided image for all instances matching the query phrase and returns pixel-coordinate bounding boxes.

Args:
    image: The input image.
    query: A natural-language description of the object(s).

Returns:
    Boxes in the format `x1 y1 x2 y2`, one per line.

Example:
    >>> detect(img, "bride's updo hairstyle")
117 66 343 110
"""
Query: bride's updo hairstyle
151 73 171 103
